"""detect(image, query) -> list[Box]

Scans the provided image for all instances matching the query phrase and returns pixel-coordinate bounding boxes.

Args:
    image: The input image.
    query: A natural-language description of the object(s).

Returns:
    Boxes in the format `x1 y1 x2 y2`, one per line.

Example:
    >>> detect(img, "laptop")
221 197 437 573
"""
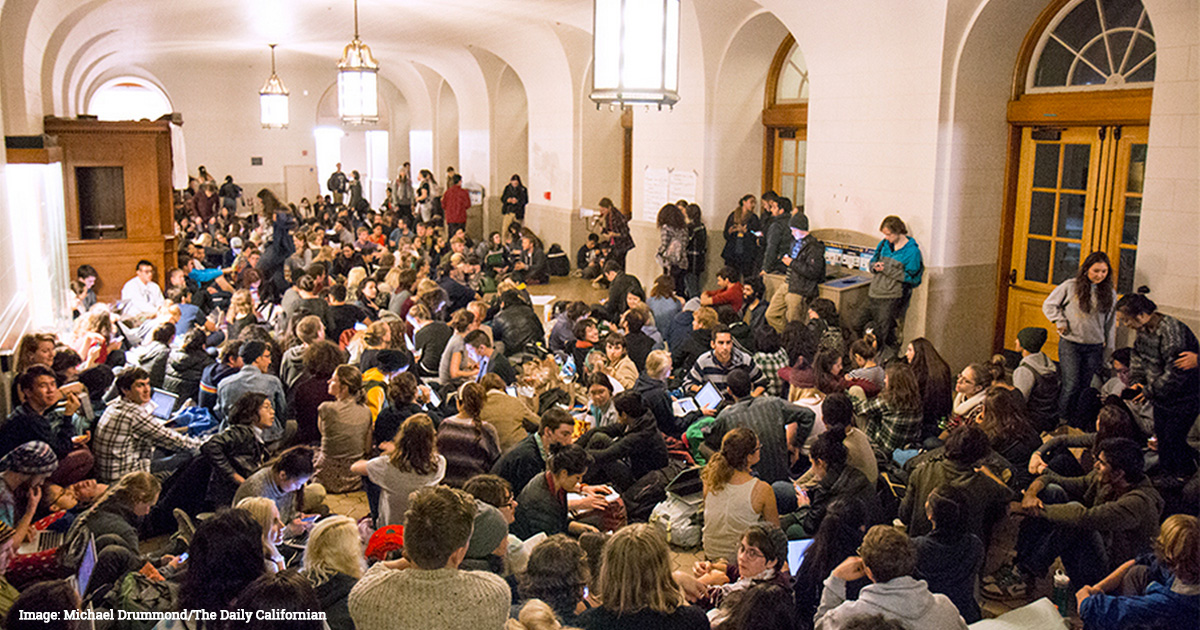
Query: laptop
18 528 65 554
787 539 814 576
74 535 98 596
475 357 490 382
148 388 178 421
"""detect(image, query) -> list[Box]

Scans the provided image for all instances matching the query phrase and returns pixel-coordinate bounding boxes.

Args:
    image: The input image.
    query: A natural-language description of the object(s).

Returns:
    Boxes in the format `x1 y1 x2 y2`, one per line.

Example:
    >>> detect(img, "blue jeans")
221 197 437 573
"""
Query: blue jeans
1056 339 1104 426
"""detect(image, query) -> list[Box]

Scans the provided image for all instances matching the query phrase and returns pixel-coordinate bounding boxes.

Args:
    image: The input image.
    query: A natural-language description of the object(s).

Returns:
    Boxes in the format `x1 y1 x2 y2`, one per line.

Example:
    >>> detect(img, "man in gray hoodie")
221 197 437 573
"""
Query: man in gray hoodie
1012 326 1062 431
815 525 968 630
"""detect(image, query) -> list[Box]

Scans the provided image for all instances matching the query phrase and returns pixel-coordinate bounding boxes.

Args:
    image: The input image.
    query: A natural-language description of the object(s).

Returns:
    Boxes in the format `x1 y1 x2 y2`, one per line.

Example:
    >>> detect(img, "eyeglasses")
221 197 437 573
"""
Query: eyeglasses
738 544 764 559
957 374 974 384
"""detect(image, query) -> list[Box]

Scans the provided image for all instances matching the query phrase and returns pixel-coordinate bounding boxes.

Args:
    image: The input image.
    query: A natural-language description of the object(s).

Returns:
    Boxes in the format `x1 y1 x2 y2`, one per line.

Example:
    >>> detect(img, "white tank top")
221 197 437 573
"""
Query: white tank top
702 477 762 563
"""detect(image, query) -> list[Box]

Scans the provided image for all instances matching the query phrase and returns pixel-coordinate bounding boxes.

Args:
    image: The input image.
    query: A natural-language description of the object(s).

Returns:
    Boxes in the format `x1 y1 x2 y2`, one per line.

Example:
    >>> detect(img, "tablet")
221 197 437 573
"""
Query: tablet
694 381 722 410
149 388 178 420
672 398 698 416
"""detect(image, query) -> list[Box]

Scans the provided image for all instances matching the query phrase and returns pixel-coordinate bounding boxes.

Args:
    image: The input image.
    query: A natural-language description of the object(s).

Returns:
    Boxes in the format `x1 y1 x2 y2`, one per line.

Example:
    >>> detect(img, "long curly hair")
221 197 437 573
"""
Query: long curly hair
1073 251 1114 314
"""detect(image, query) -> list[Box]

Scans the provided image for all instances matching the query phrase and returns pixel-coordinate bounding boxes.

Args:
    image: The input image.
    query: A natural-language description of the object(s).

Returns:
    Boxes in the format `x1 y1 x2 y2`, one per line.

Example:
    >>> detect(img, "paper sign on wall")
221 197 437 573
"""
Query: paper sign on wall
643 167 697 220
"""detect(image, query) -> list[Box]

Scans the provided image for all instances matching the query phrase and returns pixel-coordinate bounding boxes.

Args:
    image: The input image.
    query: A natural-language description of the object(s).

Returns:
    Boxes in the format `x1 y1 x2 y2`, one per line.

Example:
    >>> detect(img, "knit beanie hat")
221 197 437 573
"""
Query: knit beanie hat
0 441 59 475
789 213 810 231
1017 327 1048 353
466 500 508 559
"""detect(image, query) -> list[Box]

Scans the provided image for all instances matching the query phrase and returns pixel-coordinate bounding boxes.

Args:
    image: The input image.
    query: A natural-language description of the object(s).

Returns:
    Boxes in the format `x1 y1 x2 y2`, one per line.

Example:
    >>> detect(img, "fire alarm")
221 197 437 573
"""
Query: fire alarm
543 191 551 200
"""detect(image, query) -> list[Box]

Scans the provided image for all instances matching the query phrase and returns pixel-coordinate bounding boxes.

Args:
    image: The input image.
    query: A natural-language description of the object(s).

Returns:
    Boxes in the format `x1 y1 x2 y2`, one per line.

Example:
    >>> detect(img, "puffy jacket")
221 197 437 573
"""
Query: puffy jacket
136 341 172 389
162 348 215 409
787 234 826 298
492 304 545 357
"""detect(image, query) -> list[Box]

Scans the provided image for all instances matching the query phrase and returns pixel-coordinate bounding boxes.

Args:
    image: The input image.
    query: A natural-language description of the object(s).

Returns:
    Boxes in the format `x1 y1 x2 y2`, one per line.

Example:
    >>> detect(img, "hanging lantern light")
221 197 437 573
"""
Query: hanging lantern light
338 0 379 124
259 44 289 129
590 0 680 110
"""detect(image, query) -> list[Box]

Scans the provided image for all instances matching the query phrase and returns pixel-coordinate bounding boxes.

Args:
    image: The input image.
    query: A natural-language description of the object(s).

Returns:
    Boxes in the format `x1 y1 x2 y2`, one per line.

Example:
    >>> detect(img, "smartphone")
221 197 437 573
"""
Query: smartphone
177 552 189 563
300 515 319 524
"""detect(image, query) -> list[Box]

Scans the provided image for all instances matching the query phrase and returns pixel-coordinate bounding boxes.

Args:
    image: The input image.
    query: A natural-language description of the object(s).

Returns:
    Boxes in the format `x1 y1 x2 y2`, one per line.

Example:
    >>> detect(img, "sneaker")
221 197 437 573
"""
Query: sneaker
173 508 197 544
981 564 1029 600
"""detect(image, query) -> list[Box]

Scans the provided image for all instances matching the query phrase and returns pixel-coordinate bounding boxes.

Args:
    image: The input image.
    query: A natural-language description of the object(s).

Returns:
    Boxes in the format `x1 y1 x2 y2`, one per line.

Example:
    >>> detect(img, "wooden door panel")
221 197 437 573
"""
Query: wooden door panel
1004 287 1061 361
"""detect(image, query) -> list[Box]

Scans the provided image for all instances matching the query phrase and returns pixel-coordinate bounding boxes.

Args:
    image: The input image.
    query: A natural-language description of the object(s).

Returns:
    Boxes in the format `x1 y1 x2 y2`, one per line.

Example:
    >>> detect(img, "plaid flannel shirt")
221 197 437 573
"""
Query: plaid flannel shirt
852 395 921 454
753 349 791 398
93 398 204 483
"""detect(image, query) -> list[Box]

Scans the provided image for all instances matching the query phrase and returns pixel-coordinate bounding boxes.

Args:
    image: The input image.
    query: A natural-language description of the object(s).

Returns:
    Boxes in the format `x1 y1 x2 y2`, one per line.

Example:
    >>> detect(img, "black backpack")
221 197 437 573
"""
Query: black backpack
547 244 570 276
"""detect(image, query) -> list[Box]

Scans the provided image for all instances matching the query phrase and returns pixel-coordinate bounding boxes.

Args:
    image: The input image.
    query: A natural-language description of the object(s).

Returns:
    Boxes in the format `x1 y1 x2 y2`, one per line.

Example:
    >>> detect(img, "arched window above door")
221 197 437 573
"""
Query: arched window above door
773 42 809 104
87 78 172 121
1028 0 1155 92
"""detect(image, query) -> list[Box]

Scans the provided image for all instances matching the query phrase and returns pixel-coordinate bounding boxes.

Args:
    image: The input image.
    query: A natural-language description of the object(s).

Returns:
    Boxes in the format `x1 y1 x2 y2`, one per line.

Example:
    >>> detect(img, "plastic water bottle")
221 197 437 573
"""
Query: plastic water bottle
1052 570 1070 616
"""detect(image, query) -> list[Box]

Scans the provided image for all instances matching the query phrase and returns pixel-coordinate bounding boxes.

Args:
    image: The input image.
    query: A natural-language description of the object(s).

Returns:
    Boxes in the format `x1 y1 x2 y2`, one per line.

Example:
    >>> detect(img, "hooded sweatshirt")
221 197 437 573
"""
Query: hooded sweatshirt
815 575 967 630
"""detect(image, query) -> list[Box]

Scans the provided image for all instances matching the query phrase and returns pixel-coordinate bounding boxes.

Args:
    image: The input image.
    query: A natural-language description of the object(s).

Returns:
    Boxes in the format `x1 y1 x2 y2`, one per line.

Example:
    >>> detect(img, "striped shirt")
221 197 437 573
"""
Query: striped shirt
684 348 768 394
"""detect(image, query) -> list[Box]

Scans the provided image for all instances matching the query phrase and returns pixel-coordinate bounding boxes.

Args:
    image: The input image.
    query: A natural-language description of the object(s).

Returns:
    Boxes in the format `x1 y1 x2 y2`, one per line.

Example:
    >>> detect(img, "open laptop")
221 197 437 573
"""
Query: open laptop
73 534 98 597
787 539 814 576
147 388 178 421
18 528 65 554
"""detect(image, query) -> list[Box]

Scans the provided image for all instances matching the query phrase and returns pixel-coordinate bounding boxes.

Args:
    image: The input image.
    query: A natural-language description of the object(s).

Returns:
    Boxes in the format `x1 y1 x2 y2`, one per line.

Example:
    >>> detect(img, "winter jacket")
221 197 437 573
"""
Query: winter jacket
202 424 267 506
635 373 677 436
801 464 879 535
815 575 967 630
760 214 792 275
787 234 826 298
578 412 669 485
512 472 569 539
492 433 546 496
492 304 545 357
1038 471 1164 566
913 530 985 623
162 348 215 408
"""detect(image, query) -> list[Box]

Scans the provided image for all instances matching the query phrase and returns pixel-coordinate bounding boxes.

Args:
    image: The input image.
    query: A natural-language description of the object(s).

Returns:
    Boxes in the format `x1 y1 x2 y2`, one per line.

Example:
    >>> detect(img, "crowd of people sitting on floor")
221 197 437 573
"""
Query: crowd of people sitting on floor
0 170 1197 630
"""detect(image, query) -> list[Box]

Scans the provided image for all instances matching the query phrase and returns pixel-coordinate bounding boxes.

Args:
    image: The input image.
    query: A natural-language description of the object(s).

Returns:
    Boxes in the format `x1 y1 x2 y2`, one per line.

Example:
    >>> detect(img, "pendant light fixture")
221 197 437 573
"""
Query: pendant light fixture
590 0 680 110
259 44 289 128
338 0 379 125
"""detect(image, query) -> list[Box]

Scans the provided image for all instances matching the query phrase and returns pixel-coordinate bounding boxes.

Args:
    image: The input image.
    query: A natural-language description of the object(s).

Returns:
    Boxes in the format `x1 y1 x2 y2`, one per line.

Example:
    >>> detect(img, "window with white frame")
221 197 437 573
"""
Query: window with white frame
1028 0 1155 92
87 78 173 121
774 42 809 103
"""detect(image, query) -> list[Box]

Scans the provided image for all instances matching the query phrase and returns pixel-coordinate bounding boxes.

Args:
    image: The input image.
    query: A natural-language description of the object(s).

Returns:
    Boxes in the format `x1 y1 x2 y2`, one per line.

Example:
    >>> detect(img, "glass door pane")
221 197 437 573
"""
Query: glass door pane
1108 129 1148 295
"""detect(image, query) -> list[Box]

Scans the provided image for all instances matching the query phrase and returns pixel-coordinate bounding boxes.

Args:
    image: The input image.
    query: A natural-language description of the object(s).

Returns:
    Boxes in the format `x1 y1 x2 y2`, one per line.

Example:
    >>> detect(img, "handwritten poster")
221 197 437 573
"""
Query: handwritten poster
643 167 670 219
668 169 697 204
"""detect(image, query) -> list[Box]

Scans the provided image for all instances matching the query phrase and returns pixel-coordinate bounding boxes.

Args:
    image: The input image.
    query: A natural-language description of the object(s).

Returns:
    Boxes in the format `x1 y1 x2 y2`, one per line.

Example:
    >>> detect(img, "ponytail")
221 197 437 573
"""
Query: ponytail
701 427 758 493
457 382 487 438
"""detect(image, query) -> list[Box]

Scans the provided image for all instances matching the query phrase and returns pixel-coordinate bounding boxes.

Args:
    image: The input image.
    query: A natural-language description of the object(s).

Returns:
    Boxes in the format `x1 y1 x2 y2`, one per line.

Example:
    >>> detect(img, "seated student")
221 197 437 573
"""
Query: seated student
602 260 644 322
549 301 589 358
779 431 877 540
203 392 274 507
476 374 537 452
1 366 91 486
1028 399 1142 478
670 305 713 377
575 523 710 630
163 328 216 407
511 444 600 539
60 472 163 567
584 373 618 429
511 232 548 285
133 322 174 389
572 318 601 375
199 339 244 411
411 304 453 378
815 525 967 630
1011 326 1061 431
1099 347 1154 438
464 330 516 385
302 515 366 630
348 486 511 630
702 428 780 562
233 446 322 536
678 524 790 626
900 425 1013 543
850 362 923 457
235 496 287 573
1077 513 1199 630
793 499 869 630
576 233 604 280
354 413 447 527
601 333 637 391
288 340 343 446
436 382 501 488
913 485 985 623
491 290 544 357
634 350 678 436
704 368 814 486
619 308 654 372
977 386 1042 489
439 310 480 389
999 437 1164 597
372 372 441 449
846 338 885 391
513 534 590 625
578 392 669 493
93 366 203 483
795 393 878 487
751 325 790 399
492 408 575 495
683 325 768 396
315 365 373 493
216 340 288 445
700 267 744 313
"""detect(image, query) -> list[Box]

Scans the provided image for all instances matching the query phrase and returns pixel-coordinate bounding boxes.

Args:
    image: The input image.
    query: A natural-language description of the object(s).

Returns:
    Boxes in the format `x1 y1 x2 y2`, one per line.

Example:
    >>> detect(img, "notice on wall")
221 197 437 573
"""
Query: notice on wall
643 167 698 220
643 167 670 219
668 169 697 204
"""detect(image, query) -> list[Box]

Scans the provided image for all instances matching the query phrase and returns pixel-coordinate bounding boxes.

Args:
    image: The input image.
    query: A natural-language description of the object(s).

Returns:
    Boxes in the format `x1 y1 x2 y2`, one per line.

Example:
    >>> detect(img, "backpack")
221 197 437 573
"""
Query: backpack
648 466 704 547
98 572 178 630
1023 364 1062 433
546 244 570 276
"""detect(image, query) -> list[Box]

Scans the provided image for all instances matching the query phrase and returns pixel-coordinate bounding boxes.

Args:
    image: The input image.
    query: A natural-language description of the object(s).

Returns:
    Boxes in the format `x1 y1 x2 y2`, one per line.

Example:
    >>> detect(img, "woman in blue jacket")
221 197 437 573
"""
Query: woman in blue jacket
859 215 923 358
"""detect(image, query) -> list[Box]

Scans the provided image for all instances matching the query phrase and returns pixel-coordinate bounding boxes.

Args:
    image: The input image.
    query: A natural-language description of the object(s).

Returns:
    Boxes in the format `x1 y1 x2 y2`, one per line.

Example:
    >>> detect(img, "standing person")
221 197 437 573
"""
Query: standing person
315 365 372 494
656 204 690 298
393 163 415 222
219 175 242 213
501 174 528 233
442 174 470 238
685 203 708 299
1042 251 1117 427
1115 293 1200 477
328 163 348 206
575 523 711 630
415 170 438 222
859 215 923 359
767 213 824 332
722 195 762 275
348 486 510 630
597 197 634 270
758 195 790 306
701 428 780 563
348 170 364 213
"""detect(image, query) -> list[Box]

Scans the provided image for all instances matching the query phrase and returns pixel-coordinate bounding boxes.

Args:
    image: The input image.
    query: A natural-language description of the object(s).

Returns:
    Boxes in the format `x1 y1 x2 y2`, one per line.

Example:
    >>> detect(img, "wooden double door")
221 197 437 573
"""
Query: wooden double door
1003 125 1146 359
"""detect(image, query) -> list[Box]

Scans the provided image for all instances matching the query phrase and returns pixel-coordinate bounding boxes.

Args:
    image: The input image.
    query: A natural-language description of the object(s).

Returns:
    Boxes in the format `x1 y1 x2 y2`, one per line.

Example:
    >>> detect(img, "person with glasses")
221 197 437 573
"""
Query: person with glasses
675 524 790 626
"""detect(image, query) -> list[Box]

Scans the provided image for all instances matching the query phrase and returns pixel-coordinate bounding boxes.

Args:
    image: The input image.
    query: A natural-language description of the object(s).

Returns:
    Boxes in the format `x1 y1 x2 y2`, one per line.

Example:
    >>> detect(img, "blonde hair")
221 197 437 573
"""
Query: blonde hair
230 289 255 319
644 350 671 380
346 267 367 293
15 332 58 374
1157 514 1199 584
596 524 683 615
236 497 282 560
303 515 366 584
693 307 718 330
90 471 161 515
505 600 573 630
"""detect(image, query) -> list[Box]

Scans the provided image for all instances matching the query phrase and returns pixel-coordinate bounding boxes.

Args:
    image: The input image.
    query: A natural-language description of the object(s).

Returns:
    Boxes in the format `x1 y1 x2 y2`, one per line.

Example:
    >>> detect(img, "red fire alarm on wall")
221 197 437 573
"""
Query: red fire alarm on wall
543 191 551 200
302 150 308 156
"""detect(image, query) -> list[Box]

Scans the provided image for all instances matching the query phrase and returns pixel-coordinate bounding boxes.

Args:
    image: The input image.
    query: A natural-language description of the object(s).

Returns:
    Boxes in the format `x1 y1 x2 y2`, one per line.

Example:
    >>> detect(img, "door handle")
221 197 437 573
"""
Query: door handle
1009 269 1017 285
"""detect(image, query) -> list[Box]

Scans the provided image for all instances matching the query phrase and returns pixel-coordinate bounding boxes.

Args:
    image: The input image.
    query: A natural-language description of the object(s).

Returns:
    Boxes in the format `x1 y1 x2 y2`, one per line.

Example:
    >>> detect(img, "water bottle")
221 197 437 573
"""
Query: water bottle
1052 570 1070 616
